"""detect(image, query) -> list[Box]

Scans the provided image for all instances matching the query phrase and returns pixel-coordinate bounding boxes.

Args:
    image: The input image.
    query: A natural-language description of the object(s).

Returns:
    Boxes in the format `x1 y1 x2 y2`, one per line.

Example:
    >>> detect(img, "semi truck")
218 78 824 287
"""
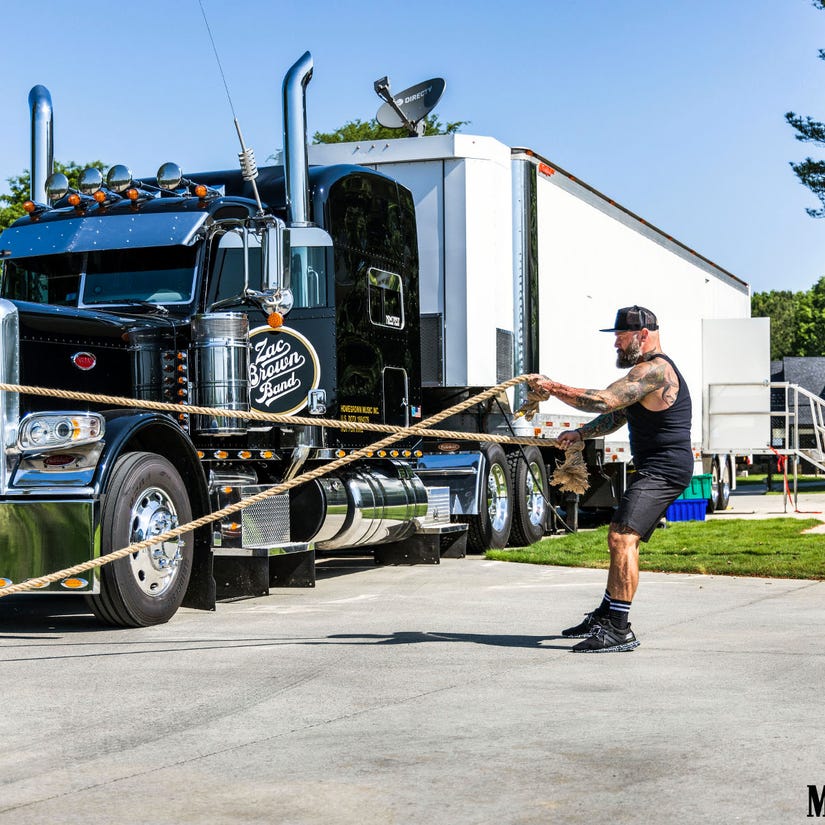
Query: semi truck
0 53 765 626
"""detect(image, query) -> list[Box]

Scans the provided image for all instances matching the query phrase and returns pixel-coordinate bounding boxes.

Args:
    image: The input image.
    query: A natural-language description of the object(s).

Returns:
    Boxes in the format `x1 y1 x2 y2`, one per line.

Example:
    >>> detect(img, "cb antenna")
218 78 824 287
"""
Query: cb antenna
199 0 264 215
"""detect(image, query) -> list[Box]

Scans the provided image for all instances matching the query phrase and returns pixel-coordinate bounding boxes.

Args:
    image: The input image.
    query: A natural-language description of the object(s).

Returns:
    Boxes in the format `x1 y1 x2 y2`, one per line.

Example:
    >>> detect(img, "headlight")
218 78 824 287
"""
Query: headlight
18 413 105 451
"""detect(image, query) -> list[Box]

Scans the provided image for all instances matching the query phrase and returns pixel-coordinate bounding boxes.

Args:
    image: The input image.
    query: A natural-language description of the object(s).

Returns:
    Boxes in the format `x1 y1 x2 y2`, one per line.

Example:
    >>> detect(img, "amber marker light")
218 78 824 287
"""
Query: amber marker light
267 312 284 329
238 451 252 459
197 450 205 459
61 578 87 589
390 450 399 457
93 190 106 203
68 193 81 206
335 449 346 458
214 450 228 460
378 450 387 457
126 188 139 201
194 184 208 198
259 450 274 459
414 450 423 458
23 200 36 213
0 577 11 588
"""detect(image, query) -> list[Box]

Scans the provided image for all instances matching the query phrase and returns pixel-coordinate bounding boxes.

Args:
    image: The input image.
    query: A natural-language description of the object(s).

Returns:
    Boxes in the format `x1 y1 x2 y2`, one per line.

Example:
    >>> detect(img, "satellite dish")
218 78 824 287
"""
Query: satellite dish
375 77 446 134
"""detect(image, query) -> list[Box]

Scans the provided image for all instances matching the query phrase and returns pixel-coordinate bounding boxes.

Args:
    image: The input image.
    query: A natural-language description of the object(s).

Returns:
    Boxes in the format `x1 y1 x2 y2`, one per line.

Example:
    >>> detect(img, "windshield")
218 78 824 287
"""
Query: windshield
1 246 198 307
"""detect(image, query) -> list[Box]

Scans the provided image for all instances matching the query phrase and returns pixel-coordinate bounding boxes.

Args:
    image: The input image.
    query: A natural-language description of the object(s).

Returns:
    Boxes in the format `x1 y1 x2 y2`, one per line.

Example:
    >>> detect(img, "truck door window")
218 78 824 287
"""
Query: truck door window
290 245 327 308
368 268 404 329
207 232 263 306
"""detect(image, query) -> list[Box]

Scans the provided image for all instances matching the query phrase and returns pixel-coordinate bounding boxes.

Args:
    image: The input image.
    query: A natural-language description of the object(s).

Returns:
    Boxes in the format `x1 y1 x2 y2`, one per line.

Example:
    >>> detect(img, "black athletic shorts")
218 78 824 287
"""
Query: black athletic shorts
612 472 687 542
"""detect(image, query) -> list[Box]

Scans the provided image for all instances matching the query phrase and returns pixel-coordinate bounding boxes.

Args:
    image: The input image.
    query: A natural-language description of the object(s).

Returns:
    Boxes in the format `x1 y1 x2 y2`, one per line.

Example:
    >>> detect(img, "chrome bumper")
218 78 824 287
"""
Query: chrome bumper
0 499 97 593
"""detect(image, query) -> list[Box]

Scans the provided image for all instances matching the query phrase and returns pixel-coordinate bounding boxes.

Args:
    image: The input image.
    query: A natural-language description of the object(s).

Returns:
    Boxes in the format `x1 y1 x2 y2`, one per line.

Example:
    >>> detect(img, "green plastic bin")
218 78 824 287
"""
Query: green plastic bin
677 473 712 501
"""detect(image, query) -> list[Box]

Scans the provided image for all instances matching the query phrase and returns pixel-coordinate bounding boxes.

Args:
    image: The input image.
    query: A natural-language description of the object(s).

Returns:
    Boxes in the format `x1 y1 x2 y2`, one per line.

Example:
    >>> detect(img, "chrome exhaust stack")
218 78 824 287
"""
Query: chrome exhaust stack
28 85 53 205
282 52 313 227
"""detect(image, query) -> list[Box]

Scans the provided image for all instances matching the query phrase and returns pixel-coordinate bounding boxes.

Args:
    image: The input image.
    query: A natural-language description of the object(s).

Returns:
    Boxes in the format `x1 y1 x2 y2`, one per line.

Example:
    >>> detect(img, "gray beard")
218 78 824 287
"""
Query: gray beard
616 339 642 368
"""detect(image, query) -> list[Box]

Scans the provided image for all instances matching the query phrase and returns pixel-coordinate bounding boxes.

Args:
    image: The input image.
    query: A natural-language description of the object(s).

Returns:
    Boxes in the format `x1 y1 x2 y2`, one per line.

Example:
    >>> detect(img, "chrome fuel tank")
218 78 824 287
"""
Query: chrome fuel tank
290 461 428 550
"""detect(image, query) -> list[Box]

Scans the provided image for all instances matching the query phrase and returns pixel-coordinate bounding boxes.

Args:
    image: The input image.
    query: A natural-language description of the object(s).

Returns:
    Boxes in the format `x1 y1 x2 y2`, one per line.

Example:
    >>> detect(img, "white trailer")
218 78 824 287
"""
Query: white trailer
311 134 768 519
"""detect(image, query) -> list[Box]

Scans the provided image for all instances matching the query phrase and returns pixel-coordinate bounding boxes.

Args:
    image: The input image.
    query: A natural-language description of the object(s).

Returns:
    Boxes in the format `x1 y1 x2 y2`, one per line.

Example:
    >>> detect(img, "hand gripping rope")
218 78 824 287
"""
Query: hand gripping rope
0 375 587 598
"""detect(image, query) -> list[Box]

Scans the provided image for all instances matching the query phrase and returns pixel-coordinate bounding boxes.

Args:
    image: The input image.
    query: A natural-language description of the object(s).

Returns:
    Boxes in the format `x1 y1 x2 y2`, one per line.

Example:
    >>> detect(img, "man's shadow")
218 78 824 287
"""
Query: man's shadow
324 631 571 650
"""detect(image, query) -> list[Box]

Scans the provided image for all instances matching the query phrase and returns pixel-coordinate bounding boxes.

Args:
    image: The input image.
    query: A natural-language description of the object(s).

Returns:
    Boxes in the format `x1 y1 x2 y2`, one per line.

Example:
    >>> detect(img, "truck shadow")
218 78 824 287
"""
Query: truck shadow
0 595 104 635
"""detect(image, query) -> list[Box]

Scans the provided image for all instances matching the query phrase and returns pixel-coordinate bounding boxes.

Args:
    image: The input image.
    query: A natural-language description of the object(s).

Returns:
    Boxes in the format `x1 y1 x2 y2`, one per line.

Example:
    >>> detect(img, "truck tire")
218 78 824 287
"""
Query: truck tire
507 447 549 546
459 444 513 552
711 456 731 512
86 452 194 627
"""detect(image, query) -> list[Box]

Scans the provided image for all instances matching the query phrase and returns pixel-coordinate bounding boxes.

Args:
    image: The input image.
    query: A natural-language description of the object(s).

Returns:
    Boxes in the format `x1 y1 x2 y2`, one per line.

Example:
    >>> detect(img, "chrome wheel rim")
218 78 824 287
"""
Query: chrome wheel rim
524 461 546 527
487 462 510 532
128 486 183 597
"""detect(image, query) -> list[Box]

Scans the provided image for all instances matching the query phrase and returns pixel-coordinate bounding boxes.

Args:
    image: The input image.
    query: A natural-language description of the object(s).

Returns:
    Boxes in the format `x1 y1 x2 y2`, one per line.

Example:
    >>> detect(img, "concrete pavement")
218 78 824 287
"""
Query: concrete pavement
1 540 823 824
708 483 825 530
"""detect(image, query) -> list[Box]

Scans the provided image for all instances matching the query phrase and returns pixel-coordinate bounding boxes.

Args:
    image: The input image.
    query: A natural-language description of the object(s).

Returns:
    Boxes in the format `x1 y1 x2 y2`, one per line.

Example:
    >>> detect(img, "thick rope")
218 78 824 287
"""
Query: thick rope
0 382 552 446
0 374 580 597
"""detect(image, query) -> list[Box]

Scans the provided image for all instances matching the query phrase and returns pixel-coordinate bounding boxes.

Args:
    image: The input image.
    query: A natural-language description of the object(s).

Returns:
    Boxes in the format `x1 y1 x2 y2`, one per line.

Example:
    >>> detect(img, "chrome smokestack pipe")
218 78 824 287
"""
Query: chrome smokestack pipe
282 52 313 227
29 85 53 204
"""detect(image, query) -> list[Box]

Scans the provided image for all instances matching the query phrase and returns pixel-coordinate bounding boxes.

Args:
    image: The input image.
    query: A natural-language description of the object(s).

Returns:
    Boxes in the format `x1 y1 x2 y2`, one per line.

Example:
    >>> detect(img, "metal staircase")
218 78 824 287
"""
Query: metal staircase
769 382 825 475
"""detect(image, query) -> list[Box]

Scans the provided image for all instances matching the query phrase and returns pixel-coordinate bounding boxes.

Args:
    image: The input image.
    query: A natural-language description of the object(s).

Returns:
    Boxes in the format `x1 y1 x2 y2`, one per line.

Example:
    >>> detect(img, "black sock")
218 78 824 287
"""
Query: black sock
609 598 631 629
595 589 611 617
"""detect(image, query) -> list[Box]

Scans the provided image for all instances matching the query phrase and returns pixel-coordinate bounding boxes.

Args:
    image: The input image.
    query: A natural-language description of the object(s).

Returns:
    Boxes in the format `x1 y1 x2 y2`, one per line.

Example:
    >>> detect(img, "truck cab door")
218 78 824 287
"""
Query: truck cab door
383 367 409 428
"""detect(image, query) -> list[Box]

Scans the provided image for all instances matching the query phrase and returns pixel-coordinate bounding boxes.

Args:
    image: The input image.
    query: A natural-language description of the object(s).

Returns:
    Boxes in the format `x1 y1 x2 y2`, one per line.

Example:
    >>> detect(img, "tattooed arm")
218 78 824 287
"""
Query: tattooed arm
555 409 628 448
527 360 669 414
578 409 628 438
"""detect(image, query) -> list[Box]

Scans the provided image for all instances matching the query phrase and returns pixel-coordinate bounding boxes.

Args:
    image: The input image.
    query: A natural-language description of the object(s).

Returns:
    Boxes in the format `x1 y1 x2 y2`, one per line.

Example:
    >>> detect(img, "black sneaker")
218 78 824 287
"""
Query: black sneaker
570 621 640 653
561 611 607 638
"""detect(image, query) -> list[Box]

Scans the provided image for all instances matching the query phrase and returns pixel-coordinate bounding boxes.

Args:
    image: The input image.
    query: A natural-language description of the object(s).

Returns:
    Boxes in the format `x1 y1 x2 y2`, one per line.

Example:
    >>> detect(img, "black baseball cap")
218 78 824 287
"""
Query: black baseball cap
600 305 658 332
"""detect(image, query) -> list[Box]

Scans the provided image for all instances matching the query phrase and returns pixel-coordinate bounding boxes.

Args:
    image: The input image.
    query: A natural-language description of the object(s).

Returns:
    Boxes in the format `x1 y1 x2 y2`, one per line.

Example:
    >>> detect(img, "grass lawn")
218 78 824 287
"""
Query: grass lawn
487 518 825 579
737 473 825 494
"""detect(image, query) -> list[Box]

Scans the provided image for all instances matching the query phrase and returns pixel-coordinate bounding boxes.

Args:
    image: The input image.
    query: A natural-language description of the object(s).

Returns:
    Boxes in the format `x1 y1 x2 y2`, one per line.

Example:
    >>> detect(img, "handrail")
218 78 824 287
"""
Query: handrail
707 380 825 511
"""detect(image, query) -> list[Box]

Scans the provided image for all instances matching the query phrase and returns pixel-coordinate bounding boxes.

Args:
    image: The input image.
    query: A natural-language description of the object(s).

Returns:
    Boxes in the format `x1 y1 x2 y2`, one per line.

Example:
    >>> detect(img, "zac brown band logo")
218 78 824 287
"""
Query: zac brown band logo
249 326 320 416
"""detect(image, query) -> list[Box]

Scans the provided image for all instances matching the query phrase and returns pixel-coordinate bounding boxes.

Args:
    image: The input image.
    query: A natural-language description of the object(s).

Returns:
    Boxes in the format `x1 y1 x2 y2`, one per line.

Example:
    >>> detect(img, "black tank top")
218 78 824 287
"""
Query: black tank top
625 353 693 487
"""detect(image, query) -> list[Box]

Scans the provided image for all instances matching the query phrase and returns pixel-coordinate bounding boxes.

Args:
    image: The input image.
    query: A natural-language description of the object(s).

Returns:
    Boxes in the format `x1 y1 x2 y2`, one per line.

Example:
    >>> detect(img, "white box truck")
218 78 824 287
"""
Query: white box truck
311 134 769 526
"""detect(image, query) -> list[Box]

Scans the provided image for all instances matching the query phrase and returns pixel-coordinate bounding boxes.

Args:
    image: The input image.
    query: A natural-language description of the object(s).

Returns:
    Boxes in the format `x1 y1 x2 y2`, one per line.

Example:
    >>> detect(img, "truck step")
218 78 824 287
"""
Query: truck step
213 543 314 600
369 522 468 565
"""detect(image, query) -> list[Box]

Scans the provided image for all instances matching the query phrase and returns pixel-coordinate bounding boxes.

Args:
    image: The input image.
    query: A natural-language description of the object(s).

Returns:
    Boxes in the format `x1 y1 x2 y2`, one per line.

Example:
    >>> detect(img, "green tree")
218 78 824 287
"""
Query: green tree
752 288 799 359
313 113 468 144
0 160 106 231
785 0 825 216
753 276 825 359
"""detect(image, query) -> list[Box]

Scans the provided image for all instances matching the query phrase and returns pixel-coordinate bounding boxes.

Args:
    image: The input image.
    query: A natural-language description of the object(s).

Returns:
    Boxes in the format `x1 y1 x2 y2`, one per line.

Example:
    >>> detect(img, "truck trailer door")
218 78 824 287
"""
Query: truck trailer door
702 317 771 453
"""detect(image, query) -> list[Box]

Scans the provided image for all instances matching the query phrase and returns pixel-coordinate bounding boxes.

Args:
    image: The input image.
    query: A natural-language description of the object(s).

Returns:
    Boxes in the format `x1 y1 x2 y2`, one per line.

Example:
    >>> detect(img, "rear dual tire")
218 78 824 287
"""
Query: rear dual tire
461 444 513 552
507 446 549 547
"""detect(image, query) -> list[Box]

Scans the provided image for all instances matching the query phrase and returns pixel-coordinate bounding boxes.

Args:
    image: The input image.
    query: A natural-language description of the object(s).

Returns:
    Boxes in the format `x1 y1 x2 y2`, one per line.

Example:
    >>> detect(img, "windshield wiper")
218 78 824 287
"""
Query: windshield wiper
92 299 169 316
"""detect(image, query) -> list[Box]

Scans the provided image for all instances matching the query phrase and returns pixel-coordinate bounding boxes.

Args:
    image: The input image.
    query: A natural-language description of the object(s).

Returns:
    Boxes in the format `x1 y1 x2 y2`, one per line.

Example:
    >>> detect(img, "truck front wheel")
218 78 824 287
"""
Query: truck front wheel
86 452 194 627
460 444 513 552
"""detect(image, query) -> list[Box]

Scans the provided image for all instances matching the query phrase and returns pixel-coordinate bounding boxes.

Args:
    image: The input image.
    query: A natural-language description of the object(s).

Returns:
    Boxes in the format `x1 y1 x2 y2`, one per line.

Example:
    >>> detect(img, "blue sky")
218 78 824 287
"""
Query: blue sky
0 0 821 294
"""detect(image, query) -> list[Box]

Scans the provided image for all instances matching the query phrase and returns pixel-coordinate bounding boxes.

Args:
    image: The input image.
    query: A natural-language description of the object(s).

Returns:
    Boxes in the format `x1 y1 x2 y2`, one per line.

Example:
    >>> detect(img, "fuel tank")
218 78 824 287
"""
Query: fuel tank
289 460 428 550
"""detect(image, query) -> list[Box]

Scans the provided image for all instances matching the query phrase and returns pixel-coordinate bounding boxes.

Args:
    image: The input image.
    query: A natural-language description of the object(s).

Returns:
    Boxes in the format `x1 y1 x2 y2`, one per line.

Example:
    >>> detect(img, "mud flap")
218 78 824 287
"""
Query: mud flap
181 527 217 611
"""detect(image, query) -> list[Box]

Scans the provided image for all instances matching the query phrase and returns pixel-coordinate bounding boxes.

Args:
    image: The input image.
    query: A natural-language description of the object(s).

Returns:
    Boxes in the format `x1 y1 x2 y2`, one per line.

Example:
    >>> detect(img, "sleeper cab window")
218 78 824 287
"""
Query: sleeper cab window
368 267 404 330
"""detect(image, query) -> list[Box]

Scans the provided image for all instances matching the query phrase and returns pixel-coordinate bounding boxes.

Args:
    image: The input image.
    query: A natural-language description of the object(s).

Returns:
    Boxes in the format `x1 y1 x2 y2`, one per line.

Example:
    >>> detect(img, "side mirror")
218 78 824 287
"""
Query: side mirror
263 225 290 290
